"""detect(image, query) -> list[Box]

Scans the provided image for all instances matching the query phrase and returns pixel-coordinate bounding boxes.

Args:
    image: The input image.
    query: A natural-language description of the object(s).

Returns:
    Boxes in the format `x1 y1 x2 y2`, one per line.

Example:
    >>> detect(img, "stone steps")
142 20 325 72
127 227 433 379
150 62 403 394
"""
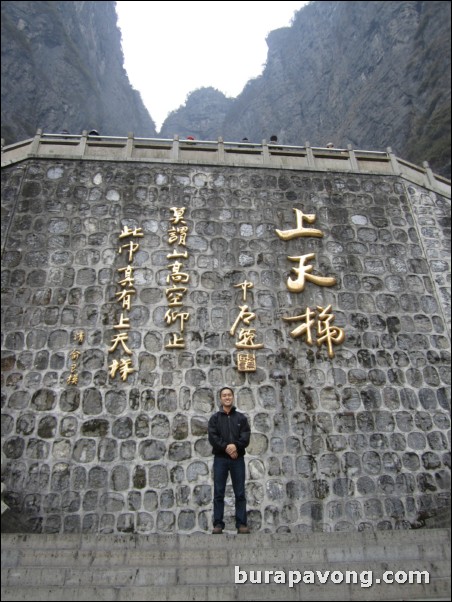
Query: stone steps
1 528 450 601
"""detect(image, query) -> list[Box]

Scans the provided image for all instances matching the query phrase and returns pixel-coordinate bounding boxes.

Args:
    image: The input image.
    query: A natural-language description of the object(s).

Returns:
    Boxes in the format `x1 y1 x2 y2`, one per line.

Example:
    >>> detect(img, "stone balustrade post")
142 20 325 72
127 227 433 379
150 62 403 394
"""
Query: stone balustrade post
305 141 316 168
30 129 43 155
125 132 134 159
218 137 225 162
347 144 359 171
423 161 436 189
387 147 401 175
171 135 180 161
262 139 270 164
79 130 88 156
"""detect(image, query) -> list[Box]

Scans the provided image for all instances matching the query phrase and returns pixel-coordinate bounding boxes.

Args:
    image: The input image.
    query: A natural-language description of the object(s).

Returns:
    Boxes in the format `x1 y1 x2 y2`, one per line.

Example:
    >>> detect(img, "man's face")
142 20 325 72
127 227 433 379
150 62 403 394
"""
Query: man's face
220 388 234 410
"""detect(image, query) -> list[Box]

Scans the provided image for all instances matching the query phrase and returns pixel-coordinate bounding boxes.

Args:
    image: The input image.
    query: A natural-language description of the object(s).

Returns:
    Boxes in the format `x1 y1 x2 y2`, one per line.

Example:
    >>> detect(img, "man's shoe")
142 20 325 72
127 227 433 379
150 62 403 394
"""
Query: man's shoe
212 526 223 534
237 525 250 534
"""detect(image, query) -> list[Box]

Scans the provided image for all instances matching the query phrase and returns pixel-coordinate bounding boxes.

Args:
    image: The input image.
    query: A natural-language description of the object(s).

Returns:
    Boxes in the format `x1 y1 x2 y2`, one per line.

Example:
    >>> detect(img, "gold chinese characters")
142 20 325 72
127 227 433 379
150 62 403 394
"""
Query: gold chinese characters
165 207 191 349
283 304 345 358
108 226 144 382
277 208 345 358
231 280 263 372
66 330 85 385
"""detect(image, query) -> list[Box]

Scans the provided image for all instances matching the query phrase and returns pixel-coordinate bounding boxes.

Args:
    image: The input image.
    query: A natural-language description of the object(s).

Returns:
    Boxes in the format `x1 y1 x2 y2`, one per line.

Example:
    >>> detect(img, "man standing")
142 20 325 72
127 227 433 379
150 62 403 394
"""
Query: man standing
208 387 251 534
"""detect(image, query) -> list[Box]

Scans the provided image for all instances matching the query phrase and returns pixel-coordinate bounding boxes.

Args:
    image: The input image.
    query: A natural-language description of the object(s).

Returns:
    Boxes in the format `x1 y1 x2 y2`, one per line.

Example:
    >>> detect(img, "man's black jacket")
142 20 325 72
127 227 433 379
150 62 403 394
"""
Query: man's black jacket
208 406 251 458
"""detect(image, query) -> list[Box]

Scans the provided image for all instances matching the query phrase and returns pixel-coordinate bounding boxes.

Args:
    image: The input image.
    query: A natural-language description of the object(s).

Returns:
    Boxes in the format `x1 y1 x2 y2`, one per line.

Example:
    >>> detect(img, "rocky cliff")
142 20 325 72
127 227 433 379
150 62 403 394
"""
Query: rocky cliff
1 0 156 143
161 1 451 177
159 87 233 141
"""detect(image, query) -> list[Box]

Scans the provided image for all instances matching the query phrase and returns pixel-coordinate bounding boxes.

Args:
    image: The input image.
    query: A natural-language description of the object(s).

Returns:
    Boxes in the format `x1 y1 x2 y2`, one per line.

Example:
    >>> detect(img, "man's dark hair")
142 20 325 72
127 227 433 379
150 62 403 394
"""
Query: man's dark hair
219 387 234 397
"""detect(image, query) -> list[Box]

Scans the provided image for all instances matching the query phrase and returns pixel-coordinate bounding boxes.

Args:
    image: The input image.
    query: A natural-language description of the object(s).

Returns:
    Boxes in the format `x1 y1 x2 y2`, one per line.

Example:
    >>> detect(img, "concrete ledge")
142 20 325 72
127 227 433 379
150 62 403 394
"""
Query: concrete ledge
2 527 450 550
1 529 450 601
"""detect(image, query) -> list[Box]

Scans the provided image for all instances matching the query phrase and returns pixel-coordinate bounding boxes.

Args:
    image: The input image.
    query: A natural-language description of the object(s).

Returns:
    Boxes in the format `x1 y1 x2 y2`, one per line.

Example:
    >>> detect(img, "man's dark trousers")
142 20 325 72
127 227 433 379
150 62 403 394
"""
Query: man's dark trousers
213 455 246 529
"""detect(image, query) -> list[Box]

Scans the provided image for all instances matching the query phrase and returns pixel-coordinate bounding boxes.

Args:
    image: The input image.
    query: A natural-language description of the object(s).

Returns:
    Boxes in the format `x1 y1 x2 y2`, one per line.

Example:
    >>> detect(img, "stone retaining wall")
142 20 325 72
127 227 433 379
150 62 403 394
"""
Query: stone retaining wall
1 158 450 533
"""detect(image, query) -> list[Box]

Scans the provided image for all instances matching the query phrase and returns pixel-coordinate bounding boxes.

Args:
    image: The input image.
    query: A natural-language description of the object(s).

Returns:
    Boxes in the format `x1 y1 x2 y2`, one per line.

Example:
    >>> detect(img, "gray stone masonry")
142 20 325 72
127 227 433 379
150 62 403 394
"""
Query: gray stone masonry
1 158 450 535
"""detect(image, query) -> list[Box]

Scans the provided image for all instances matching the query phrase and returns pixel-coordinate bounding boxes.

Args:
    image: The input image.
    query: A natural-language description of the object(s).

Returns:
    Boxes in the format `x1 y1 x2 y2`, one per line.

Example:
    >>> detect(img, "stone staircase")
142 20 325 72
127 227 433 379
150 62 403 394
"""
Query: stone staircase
1 528 450 601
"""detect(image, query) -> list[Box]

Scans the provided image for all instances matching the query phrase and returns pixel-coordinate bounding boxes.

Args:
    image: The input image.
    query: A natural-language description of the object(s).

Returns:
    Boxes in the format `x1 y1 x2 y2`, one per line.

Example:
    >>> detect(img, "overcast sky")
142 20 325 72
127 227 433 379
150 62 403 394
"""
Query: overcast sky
116 1 309 131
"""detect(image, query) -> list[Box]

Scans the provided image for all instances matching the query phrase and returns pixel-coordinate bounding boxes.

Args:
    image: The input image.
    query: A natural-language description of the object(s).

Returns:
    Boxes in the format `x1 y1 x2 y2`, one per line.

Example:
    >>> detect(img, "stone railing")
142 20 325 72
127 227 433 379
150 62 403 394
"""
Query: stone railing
2 130 450 198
